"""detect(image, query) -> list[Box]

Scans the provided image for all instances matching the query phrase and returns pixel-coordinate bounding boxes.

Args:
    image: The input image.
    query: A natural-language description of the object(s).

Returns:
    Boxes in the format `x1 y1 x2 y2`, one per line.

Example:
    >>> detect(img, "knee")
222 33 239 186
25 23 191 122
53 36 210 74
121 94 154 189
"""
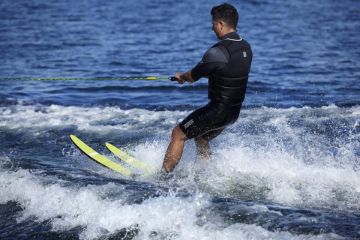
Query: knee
171 125 186 141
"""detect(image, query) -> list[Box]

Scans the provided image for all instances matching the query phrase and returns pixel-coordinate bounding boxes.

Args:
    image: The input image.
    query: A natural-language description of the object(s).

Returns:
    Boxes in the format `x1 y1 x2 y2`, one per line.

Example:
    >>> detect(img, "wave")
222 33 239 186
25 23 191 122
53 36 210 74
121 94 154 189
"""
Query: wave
0 167 344 240
0 103 359 212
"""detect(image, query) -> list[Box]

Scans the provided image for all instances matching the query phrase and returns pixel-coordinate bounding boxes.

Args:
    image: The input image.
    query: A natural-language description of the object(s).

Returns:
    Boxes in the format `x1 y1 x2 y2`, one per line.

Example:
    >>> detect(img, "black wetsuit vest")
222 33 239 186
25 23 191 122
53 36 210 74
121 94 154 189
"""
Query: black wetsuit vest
209 35 252 106
191 32 252 107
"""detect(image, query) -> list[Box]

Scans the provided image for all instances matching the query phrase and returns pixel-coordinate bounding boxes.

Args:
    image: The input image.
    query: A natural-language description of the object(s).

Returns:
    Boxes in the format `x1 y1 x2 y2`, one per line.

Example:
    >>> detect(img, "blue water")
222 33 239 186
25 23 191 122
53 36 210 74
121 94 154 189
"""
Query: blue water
0 0 359 239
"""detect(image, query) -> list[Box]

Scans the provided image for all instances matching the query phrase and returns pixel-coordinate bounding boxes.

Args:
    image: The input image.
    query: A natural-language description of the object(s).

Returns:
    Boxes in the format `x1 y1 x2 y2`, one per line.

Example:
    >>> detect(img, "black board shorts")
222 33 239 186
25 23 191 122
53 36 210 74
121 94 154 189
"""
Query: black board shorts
179 101 241 141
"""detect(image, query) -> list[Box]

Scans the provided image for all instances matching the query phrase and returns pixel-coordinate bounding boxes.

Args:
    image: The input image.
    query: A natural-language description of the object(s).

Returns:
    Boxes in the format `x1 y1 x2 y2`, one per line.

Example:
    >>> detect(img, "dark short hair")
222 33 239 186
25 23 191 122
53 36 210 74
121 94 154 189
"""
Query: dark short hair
211 3 239 29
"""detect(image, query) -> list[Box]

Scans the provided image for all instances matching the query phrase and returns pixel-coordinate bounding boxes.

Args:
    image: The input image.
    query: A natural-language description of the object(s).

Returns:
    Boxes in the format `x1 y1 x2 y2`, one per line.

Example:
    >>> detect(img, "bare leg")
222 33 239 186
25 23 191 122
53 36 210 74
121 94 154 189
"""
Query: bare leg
195 137 210 162
162 125 187 173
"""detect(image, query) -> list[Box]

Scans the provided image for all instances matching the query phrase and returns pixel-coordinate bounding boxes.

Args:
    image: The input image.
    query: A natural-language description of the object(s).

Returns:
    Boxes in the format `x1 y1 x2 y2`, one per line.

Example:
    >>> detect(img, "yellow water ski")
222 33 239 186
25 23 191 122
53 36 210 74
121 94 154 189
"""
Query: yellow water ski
105 142 155 174
70 135 132 177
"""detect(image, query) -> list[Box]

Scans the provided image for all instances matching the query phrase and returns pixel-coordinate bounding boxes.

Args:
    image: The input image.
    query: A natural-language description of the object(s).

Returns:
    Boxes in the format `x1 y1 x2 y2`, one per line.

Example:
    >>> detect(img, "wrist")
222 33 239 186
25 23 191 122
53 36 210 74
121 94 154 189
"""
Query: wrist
182 71 194 83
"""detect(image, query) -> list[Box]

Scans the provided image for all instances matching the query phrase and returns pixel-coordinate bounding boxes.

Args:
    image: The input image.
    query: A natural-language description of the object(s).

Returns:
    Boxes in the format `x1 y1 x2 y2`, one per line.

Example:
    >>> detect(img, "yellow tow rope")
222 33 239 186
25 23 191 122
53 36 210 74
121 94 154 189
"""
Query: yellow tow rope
0 76 174 81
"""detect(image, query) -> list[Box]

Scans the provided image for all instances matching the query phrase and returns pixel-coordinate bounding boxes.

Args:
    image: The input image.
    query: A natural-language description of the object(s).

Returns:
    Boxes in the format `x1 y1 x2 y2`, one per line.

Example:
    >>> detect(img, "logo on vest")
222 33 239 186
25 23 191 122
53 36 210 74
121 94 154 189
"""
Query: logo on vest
184 119 194 129
243 51 247 58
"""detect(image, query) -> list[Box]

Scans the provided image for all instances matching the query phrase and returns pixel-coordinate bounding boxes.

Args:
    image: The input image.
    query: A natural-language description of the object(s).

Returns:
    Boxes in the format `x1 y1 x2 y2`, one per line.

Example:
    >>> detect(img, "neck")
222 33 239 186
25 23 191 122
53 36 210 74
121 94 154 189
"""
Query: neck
219 29 236 39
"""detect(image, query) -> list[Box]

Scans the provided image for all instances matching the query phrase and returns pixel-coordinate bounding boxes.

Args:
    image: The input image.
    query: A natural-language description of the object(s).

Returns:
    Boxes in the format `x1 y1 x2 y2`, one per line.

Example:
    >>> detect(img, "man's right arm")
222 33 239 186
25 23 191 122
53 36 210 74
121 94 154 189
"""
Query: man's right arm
176 71 194 84
175 45 229 84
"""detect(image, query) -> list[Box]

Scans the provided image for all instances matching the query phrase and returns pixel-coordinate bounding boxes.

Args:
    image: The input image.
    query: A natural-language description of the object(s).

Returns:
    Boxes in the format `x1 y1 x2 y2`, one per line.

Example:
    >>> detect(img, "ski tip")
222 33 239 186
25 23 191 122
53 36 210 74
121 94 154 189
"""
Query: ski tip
105 142 116 150
69 134 78 141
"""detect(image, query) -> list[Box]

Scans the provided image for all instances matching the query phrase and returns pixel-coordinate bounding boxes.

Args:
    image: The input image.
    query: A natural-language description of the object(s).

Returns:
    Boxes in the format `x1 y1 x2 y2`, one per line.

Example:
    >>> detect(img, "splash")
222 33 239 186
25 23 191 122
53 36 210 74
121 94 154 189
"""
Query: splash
0 168 342 240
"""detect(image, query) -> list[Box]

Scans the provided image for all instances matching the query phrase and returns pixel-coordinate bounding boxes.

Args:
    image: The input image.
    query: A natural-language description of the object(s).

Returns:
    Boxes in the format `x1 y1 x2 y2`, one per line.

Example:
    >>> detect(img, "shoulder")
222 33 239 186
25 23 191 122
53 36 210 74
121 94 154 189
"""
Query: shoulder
202 44 229 63
240 38 251 48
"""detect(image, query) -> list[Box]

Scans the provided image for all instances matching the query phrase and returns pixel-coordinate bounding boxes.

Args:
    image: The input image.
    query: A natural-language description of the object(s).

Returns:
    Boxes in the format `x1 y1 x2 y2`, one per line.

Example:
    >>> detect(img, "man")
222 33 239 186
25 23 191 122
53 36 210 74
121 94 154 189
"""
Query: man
162 3 252 172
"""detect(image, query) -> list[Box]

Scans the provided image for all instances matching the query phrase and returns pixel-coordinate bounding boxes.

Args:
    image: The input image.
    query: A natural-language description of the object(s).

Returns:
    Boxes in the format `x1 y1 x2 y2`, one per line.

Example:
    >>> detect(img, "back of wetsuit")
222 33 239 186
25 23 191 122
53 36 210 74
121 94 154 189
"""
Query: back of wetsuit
191 32 252 107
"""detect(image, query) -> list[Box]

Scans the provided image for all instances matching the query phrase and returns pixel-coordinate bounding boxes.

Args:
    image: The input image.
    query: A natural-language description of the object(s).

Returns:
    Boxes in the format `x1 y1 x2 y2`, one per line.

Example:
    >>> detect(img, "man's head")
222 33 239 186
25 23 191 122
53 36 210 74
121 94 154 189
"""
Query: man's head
211 3 239 39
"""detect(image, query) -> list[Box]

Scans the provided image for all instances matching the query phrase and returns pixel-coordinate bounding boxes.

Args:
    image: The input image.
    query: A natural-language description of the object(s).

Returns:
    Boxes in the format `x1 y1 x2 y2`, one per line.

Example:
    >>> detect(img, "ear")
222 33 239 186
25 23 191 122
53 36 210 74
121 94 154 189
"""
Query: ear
219 20 226 30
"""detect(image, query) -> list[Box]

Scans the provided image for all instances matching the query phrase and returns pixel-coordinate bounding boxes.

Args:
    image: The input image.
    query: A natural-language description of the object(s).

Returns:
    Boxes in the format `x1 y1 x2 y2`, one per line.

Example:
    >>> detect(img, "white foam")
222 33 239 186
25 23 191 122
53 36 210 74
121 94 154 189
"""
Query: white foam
199 145 360 210
0 168 341 240
0 104 189 134
129 140 167 171
0 103 359 135
1 104 359 211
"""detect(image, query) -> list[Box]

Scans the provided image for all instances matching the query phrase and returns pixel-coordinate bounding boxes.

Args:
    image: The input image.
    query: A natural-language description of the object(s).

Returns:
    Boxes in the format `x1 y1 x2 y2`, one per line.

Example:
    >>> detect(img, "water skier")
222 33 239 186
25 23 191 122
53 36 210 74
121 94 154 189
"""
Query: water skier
162 3 253 172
